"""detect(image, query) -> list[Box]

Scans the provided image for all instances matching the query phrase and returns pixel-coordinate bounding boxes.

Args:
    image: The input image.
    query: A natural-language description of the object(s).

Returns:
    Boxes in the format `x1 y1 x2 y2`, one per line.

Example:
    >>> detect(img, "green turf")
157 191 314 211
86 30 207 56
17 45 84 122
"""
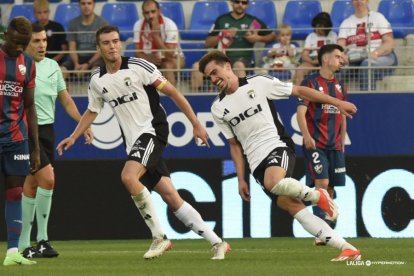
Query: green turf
0 238 412 275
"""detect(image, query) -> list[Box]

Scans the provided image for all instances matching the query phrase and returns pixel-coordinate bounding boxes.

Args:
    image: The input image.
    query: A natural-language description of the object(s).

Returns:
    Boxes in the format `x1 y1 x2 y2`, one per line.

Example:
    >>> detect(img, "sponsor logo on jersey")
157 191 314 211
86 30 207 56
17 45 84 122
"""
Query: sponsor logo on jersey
335 167 346 173
228 104 262 127
321 104 340 114
108 92 138 108
14 154 29 160
0 80 24 97
18 64 26 75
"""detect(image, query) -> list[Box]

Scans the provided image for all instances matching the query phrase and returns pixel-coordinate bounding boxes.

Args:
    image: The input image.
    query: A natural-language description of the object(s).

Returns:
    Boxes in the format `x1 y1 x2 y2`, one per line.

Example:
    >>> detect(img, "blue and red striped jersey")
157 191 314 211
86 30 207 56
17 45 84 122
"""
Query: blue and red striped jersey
298 72 347 150
0 49 36 143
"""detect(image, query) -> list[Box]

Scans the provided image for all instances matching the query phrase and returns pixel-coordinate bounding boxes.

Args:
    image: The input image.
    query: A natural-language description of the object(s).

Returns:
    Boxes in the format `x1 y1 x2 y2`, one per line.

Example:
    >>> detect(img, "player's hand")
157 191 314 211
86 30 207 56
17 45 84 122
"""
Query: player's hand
303 136 316 150
56 137 76 156
239 180 250 202
193 122 210 147
83 127 94 144
29 148 41 175
337 101 357 118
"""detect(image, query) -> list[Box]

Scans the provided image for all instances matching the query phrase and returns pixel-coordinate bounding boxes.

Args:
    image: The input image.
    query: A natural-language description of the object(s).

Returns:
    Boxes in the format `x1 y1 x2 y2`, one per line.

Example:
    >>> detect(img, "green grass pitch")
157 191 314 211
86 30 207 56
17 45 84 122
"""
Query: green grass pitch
0 238 412 275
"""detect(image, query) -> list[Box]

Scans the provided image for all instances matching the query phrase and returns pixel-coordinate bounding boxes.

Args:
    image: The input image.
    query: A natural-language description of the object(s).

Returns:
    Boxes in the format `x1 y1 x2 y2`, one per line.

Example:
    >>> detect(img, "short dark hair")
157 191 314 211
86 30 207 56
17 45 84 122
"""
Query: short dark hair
96 25 119 45
312 12 333 36
317 44 344 65
198 51 231 74
8 16 32 36
31 23 45 33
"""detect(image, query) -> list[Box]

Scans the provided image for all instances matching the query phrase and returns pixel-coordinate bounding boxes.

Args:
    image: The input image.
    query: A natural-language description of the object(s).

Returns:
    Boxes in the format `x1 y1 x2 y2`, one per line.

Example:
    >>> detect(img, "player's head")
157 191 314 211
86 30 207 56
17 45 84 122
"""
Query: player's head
3 16 32 57
312 12 332 36
96 25 121 63
231 0 249 16
318 44 344 73
142 0 161 22
33 0 50 26
199 50 236 92
27 23 47 62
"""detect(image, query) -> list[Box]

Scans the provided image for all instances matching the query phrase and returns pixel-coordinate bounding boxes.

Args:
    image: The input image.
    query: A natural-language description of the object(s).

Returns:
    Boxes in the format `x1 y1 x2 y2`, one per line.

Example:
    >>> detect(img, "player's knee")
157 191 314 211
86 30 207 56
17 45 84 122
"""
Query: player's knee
270 177 302 197
5 187 23 202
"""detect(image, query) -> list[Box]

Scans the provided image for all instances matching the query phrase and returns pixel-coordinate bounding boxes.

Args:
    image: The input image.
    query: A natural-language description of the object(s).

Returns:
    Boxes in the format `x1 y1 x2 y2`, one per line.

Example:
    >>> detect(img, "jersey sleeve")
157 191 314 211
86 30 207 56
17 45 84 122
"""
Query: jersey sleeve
375 12 393 36
267 77 293 100
87 76 104 113
211 104 234 140
164 18 179 44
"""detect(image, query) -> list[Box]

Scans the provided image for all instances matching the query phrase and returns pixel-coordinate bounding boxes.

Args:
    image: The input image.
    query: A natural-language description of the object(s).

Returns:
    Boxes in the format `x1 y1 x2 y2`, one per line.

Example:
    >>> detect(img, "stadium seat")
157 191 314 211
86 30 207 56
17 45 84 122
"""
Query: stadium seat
101 3 139 41
180 42 206 81
0 0 15 4
124 43 136 58
282 0 322 40
54 4 81 31
246 1 277 30
9 4 36 23
159 2 185 31
181 1 229 40
70 0 107 2
331 0 355 32
378 0 414 38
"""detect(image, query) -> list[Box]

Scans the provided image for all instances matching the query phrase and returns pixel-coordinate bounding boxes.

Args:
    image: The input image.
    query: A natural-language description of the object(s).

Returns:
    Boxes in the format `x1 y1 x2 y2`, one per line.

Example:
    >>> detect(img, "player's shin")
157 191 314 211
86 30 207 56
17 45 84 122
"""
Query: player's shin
174 201 222 245
131 188 165 239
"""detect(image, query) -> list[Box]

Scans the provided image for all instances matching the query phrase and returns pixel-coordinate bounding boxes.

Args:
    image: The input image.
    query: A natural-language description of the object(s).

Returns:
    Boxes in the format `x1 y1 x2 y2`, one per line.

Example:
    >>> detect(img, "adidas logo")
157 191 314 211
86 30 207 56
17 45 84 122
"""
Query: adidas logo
268 158 278 164
102 87 108 94
223 108 230 116
131 151 141 158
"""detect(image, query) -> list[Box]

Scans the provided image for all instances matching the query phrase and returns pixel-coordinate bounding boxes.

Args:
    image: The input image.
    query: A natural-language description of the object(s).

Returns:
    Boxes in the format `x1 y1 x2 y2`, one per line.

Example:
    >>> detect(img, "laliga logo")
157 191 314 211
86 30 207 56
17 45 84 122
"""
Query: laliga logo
91 103 123 150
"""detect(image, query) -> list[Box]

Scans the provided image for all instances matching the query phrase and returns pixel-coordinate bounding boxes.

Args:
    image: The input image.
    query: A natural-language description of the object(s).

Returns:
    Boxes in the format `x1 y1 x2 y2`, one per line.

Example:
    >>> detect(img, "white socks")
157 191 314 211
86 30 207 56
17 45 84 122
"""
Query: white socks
294 208 356 251
174 201 222 245
270 177 320 203
132 188 164 239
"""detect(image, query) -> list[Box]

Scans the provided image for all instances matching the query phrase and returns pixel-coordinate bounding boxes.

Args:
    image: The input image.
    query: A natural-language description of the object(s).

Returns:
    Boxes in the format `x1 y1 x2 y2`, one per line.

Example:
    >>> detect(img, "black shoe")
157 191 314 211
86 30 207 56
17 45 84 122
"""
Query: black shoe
22 246 43 258
36 240 59 258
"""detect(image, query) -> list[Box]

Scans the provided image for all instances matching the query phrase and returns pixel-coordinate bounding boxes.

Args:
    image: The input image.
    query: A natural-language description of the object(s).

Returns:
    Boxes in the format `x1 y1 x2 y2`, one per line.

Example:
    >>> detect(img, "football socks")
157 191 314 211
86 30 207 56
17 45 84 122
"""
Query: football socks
35 187 53 242
19 194 36 251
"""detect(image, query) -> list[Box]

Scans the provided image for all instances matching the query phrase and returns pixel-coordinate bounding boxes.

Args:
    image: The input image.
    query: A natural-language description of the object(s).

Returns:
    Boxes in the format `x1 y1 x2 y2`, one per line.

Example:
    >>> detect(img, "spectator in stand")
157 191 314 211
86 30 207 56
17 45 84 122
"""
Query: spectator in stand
262 24 298 77
191 0 276 91
33 0 68 65
133 0 184 86
0 8 6 45
294 12 337 85
61 0 107 77
337 0 397 90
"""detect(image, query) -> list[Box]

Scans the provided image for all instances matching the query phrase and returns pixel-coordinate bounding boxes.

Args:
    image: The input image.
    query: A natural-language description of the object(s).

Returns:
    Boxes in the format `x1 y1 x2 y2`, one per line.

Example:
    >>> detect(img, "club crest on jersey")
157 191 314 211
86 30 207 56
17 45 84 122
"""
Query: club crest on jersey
318 87 324 93
314 164 323 174
247 89 255 99
124 77 132 87
18 64 26 75
335 84 342 94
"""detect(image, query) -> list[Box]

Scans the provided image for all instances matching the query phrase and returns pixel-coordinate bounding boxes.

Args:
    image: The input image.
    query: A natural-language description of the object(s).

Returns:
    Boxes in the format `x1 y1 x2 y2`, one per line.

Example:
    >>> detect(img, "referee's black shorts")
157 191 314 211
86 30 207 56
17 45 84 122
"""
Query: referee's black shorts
30 123 55 170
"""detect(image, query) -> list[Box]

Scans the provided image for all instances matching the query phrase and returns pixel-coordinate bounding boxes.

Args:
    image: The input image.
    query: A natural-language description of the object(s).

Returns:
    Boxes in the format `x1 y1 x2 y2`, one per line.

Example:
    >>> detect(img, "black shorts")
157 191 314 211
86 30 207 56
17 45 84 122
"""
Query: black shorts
128 133 170 191
29 124 55 170
252 147 296 193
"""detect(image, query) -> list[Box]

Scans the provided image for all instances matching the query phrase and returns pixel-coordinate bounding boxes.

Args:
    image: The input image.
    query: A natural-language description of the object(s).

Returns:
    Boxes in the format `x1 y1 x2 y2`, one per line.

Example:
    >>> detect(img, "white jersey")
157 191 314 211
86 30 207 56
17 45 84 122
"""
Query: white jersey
211 75 295 172
338 11 392 51
88 57 169 154
304 31 338 59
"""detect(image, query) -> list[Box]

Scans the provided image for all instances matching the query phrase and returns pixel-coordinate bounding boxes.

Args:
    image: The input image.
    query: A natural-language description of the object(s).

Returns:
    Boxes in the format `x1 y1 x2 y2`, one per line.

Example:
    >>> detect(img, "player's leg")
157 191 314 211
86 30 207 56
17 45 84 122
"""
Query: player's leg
154 174 230 260
2 142 36 265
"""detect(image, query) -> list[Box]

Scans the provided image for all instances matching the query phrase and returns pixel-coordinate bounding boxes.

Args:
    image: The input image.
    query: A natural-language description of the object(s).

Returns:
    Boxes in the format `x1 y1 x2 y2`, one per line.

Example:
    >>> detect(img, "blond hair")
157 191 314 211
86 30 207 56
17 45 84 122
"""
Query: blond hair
278 24 292 35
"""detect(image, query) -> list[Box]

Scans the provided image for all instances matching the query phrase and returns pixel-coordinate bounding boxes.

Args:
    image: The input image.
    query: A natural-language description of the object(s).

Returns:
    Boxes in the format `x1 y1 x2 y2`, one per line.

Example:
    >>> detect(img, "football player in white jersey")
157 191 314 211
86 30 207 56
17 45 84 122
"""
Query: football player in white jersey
56 26 230 260
199 50 361 261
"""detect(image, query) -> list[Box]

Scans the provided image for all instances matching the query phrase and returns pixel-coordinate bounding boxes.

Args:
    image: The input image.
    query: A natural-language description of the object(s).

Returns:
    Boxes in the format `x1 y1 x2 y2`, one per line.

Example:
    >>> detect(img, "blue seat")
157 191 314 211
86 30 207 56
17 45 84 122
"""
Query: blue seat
246 1 277 30
159 2 185 31
124 43 136 57
101 3 139 41
181 1 229 40
180 42 206 81
282 0 322 40
378 0 414 38
9 4 36 23
0 0 15 4
54 4 81 31
331 1 355 32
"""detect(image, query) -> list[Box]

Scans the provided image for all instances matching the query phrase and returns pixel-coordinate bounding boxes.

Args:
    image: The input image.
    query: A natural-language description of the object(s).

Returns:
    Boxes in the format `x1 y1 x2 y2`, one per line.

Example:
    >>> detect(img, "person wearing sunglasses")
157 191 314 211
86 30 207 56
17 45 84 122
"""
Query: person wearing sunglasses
191 0 276 91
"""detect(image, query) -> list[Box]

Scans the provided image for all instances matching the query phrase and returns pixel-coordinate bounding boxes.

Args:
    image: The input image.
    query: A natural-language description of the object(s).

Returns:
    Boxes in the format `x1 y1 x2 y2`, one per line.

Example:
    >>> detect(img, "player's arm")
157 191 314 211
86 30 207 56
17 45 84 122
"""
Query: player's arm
292 85 357 118
58 89 94 144
158 81 209 146
56 109 98 155
24 87 40 173
228 137 250 202
296 105 316 150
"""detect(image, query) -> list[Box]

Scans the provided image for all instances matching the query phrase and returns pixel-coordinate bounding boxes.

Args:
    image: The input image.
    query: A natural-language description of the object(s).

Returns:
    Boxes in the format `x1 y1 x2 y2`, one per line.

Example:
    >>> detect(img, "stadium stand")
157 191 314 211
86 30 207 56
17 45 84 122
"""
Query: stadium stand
124 42 136 57
330 0 354 33
9 4 36 23
180 42 206 80
159 1 185 31
246 0 277 30
282 0 322 40
54 3 81 30
378 0 414 39
180 1 229 40
101 3 138 41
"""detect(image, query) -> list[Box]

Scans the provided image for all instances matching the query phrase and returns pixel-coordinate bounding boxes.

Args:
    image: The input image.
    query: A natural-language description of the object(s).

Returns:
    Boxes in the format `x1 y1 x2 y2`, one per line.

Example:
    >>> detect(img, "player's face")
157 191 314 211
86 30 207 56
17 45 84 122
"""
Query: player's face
142 2 160 23
3 29 31 57
34 7 50 26
326 49 345 73
98 31 122 63
80 0 95 16
27 31 47 62
231 0 249 16
204 61 234 92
